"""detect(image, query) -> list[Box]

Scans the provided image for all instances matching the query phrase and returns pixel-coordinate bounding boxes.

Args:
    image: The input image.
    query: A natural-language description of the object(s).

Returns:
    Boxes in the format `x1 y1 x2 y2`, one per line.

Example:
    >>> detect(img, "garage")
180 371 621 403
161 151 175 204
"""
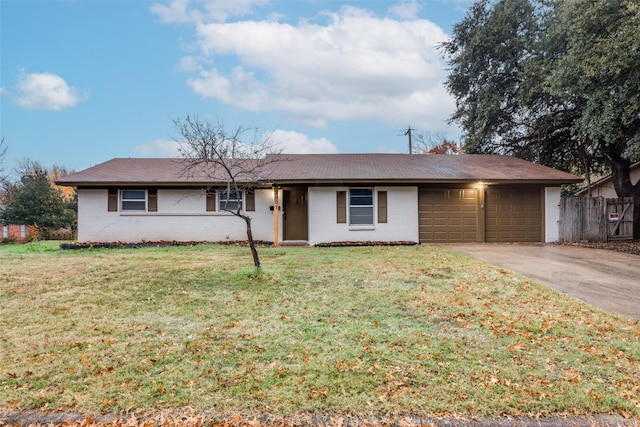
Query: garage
485 186 543 242
418 185 544 243
418 187 479 243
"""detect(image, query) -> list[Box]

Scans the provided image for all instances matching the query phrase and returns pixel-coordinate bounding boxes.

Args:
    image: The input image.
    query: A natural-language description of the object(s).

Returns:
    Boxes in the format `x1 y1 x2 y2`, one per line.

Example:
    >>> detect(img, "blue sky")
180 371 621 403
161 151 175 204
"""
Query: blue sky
1 0 472 173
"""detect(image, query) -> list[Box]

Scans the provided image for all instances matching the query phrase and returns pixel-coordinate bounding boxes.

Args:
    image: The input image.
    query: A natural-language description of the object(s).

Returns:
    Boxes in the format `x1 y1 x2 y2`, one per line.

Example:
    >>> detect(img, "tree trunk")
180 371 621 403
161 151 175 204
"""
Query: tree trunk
610 156 640 239
242 215 261 270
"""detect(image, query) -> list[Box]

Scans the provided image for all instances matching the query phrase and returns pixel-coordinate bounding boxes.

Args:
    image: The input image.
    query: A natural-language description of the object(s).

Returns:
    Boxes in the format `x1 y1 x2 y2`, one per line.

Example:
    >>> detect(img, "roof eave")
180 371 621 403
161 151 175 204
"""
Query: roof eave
62 178 584 187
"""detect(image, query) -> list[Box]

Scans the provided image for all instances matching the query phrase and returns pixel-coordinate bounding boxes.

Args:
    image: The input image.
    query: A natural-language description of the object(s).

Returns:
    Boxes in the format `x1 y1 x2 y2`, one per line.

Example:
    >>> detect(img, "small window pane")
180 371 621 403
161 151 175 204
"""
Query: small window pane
122 201 146 210
350 207 374 225
122 190 145 200
350 189 373 205
219 189 243 211
121 190 146 211
349 188 373 225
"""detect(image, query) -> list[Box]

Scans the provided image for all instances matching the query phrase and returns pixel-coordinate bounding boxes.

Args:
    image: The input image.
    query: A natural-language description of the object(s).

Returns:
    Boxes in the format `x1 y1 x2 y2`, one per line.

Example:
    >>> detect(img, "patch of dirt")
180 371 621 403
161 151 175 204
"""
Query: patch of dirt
558 240 640 256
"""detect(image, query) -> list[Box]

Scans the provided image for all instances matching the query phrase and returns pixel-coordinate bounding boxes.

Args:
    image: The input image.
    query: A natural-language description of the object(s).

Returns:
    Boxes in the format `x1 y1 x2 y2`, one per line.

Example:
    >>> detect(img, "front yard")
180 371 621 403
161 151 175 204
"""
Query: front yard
0 243 638 423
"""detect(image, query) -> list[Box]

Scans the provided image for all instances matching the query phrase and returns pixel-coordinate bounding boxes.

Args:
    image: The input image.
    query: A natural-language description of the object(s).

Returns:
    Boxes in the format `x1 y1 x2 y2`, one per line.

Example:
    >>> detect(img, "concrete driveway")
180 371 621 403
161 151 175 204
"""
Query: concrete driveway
439 243 640 320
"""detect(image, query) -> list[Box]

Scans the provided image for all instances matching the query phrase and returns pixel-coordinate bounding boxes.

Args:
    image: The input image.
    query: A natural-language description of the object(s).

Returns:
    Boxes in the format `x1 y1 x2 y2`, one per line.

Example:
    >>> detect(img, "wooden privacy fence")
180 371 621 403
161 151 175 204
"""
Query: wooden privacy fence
559 197 633 242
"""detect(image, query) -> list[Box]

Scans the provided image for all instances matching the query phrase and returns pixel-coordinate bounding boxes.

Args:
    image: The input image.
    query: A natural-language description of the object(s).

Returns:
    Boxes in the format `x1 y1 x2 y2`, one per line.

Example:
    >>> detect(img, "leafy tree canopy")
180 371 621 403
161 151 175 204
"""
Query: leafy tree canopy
442 0 640 236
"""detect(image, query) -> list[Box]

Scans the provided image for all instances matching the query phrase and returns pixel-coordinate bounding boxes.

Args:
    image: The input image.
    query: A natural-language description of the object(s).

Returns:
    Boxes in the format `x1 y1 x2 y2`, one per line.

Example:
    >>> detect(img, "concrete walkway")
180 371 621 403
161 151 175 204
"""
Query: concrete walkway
438 243 640 320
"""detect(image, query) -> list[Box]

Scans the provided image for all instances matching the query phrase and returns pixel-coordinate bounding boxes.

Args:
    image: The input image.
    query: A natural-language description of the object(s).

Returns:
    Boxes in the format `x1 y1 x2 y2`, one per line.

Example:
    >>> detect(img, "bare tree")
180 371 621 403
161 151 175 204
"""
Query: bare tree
412 131 462 155
0 138 10 204
174 116 283 270
0 138 7 182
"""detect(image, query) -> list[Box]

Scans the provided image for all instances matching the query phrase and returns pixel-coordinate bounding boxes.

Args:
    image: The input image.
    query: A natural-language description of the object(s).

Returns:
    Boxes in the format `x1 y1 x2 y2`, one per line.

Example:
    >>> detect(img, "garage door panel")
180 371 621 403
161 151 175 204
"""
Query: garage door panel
449 218 464 227
420 186 542 243
463 231 477 240
486 187 542 242
419 188 478 243
463 217 477 226
434 231 449 240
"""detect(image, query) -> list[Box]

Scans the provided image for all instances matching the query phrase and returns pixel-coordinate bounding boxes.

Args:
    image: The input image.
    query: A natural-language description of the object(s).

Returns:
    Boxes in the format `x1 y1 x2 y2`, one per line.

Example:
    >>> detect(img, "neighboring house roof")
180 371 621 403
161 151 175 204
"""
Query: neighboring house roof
56 154 582 187
575 161 640 196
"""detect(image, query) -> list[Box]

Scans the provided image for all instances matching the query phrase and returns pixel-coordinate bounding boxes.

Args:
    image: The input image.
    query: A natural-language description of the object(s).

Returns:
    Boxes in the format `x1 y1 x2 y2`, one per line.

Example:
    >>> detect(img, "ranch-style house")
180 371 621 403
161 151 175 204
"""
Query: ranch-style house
56 153 582 246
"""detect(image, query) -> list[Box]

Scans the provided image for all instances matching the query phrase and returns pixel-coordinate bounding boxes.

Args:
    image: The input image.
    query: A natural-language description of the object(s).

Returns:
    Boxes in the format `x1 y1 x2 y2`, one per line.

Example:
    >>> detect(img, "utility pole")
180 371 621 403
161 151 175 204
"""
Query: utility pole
404 127 413 154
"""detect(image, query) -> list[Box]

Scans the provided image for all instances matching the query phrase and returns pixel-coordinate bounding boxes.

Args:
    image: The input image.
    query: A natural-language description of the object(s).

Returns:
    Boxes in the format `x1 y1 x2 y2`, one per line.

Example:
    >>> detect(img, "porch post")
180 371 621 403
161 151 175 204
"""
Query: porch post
273 186 280 247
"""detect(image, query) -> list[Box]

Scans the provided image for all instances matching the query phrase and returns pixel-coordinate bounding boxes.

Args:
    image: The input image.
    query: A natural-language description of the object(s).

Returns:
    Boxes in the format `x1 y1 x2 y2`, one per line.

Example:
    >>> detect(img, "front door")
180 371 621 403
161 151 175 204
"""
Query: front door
283 189 308 241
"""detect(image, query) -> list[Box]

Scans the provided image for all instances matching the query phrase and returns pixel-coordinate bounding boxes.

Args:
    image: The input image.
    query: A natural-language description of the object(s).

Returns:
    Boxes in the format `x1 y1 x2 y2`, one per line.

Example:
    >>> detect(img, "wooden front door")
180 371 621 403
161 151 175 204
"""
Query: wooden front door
283 189 308 241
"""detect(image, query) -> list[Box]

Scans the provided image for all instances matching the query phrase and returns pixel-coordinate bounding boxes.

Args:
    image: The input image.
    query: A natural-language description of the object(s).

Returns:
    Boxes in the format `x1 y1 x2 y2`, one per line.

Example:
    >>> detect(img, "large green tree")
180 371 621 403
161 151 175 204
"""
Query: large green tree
1 168 76 239
442 0 640 237
547 0 640 230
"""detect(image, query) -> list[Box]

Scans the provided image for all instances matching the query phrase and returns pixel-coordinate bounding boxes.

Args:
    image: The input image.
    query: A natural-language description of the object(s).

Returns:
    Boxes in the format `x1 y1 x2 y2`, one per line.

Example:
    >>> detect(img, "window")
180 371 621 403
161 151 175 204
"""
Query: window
121 190 146 211
20 225 27 238
349 188 374 225
219 188 243 211
3 225 8 239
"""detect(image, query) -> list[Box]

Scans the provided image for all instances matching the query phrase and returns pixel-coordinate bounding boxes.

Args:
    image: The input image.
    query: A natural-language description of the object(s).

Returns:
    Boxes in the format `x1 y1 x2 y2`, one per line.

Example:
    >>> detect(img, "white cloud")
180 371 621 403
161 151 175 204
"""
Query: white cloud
151 0 268 24
388 1 422 19
133 139 182 157
0 87 6 96
158 3 455 134
267 129 338 154
14 72 88 111
178 55 201 72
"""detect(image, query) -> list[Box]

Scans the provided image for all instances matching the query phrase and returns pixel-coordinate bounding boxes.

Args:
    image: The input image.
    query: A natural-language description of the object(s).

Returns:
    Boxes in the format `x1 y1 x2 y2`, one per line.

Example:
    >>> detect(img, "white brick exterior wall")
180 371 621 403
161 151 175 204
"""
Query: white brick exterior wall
77 186 419 245
307 186 419 246
78 185 554 244
77 188 277 243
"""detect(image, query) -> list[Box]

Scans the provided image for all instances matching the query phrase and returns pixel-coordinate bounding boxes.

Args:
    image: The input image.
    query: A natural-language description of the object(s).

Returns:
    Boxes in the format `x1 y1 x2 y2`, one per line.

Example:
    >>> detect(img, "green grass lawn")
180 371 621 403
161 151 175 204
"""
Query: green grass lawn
0 243 638 420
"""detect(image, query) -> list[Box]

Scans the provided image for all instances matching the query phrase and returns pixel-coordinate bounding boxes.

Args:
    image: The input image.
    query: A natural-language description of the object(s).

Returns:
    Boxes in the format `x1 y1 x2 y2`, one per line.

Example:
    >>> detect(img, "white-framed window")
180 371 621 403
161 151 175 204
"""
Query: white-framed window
219 188 243 211
2 225 8 239
121 189 146 211
349 188 374 225
20 225 27 238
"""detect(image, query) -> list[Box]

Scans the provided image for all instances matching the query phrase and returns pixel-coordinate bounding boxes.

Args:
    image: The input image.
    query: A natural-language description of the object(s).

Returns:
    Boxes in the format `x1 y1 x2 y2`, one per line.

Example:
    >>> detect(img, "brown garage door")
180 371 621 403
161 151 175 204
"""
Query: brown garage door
419 188 478 243
485 187 543 242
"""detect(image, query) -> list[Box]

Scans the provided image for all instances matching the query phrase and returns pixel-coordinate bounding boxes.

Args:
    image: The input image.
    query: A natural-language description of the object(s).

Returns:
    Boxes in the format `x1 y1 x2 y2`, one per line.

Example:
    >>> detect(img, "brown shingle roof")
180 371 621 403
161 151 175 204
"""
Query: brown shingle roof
56 154 582 186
